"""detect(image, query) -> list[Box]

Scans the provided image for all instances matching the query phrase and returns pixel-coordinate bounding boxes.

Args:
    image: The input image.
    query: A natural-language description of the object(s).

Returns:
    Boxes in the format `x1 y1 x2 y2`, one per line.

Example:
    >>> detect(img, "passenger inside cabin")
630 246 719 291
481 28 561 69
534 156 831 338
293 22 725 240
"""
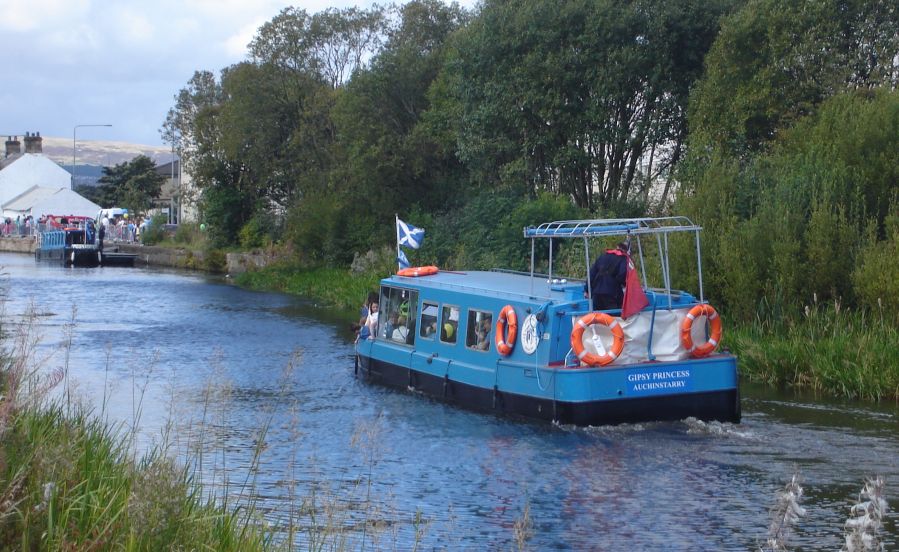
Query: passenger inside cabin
392 316 409 342
476 317 491 351
441 305 460 344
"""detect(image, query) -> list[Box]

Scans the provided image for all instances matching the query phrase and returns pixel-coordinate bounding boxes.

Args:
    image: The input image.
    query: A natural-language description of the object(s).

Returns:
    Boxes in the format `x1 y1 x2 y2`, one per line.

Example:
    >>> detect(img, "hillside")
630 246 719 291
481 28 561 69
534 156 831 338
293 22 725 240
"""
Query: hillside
40 136 173 167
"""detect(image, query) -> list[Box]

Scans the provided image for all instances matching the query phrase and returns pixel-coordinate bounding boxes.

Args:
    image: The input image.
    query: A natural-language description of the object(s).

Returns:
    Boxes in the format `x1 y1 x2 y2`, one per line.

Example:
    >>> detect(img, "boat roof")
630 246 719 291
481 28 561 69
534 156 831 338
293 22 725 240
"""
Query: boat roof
524 216 700 238
387 269 573 303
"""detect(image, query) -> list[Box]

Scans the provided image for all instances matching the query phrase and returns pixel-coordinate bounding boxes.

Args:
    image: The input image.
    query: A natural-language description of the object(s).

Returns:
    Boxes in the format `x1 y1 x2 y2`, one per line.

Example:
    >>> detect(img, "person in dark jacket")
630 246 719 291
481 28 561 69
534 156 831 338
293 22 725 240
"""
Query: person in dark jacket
588 242 629 310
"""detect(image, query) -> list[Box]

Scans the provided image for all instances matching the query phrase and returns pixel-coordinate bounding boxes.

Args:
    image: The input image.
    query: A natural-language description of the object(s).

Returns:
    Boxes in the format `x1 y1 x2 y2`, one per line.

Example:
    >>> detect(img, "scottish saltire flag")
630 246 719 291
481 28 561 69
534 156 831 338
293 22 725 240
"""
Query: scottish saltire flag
397 249 411 269
397 218 425 249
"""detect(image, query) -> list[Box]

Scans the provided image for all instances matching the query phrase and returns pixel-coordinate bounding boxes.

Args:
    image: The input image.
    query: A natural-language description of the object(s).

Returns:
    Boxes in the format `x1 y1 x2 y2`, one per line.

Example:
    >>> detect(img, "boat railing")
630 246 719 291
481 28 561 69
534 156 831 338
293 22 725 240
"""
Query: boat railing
489 268 582 283
393 272 560 302
523 216 700 239
38 230 66 250
523 216 706 308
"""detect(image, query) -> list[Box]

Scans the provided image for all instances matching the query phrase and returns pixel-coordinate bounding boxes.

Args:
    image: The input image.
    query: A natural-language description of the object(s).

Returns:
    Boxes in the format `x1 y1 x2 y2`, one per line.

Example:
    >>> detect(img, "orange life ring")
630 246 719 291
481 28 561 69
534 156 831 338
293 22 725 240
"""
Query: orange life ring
397 265 438 277
495 305 517 356
570 312 625 367
680 304 722 358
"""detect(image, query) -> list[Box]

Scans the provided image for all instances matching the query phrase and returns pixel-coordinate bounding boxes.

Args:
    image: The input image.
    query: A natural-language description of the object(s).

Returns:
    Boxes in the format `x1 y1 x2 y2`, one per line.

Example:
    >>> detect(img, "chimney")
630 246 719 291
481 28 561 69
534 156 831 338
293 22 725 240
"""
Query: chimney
4 135 21 158
23 131 42 154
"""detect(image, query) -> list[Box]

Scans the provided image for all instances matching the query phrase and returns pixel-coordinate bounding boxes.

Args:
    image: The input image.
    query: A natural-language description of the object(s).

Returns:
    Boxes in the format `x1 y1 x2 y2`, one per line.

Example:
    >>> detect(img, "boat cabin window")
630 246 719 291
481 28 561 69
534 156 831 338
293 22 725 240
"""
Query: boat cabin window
440 305 460 344
378 286 418 345
466 310 492 352
419 302 439 339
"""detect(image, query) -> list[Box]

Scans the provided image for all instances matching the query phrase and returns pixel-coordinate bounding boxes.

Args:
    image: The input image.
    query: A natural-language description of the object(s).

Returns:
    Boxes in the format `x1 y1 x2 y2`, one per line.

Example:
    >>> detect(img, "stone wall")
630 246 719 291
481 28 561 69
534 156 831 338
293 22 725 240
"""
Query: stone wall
116 244 275 275
0 238 275 275
0 236 36 254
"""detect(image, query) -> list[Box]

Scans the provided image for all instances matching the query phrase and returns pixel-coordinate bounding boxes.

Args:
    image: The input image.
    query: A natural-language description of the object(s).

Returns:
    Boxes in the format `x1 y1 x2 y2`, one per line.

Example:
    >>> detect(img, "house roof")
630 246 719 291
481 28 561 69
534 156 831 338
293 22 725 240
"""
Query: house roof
2 185 57 210
155 159 180 175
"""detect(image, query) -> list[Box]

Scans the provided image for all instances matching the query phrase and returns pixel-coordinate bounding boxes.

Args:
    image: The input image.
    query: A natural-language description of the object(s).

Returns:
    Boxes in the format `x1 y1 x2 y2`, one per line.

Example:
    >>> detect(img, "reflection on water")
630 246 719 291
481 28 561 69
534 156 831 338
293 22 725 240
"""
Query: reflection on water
1 252 897 550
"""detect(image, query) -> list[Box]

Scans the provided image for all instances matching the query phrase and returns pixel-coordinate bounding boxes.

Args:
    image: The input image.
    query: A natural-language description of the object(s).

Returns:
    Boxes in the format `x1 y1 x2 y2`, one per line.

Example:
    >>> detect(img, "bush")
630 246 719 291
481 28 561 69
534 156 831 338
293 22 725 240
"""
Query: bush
173 222 203 246
239 215 270 249
204 249 227 273
853 209 899 321
140 214 169 246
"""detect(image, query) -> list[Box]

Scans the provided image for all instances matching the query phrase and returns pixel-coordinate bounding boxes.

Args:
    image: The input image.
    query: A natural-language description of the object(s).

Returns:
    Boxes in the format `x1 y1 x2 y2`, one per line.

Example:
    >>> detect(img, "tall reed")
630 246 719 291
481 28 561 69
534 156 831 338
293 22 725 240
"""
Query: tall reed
729 298 899 401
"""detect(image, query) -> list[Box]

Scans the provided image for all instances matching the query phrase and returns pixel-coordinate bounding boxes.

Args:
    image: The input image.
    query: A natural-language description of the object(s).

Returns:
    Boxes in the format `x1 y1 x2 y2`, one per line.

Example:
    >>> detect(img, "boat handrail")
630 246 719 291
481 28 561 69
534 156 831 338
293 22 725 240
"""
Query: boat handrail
489 268 582 282
523 216 700 239
387 274 558 303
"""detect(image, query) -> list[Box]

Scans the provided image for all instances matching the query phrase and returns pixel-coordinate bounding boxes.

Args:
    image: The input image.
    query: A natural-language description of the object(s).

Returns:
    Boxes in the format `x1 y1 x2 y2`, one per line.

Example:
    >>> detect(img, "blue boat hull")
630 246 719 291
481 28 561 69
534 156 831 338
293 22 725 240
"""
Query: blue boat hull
356 354 740 426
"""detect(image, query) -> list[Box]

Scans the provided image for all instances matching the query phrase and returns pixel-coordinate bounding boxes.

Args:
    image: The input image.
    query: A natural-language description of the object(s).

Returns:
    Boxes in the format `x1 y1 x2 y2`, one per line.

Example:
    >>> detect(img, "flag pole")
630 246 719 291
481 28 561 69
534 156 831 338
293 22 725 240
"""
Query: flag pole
395 214 401 271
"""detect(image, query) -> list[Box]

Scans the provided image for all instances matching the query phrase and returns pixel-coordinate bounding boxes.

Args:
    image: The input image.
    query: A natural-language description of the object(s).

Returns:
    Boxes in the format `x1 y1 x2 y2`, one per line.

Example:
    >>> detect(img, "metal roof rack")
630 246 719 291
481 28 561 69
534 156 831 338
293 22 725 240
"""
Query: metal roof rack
524 216 705 307
523 216 700 238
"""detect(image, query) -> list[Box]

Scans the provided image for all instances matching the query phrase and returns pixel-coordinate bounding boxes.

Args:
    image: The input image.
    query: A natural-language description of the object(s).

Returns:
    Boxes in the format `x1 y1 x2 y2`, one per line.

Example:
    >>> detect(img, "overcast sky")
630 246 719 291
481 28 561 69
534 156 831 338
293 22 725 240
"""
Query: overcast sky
1 0 475 147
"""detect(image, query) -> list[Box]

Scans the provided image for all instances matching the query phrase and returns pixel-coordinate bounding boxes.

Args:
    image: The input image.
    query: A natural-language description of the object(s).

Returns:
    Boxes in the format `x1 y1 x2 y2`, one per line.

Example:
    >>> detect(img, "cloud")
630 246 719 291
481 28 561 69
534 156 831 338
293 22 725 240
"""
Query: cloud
0 0 89 32
110 7 156 44
225 19 268 58
2 0 479 145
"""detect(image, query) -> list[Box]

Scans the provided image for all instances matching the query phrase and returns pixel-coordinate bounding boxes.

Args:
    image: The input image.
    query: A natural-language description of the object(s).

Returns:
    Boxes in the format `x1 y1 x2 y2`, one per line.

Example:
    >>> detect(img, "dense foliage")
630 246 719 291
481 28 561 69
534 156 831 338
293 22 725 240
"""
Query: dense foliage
82 155 165 215
679 0 899 322
165 0 899 326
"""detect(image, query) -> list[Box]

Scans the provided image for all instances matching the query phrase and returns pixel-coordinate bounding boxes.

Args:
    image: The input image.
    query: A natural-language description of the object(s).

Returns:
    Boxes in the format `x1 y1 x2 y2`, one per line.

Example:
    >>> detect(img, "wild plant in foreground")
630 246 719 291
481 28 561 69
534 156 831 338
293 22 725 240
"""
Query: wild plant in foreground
843 477 889 552
760 473 805 551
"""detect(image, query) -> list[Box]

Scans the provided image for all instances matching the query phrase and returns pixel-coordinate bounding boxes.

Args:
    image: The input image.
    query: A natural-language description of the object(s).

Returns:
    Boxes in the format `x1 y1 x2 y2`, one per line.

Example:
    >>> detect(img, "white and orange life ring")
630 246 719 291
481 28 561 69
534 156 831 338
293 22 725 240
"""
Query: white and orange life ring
397 265 438 277
680 303 722 358
495 305 517 356
570 312 625 367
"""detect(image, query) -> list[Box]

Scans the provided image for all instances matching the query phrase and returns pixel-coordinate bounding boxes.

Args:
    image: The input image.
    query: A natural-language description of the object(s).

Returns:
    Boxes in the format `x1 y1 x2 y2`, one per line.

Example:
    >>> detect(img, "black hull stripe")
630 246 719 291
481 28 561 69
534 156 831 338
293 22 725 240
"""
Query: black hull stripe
358 356 740 426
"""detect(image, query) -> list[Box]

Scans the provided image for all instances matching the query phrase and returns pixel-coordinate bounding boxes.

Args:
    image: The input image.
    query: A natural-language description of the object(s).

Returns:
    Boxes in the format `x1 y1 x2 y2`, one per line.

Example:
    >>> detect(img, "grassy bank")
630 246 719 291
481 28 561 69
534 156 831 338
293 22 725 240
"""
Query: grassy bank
235 263 899 403
727 301 899 402
235 261 382 312
0 404 272 551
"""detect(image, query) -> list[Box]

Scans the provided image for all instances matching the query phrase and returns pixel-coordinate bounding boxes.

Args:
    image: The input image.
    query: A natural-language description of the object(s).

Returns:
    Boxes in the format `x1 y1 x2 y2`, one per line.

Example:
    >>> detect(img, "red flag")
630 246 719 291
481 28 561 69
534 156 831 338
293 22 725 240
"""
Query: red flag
621 256 649 319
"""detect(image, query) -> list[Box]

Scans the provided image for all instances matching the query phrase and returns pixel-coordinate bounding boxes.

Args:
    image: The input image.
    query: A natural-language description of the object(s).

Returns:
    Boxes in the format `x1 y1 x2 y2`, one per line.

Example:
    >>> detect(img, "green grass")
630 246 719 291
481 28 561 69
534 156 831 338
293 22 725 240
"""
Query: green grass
235 262 383 312
727 301 899 402
0 403 272 551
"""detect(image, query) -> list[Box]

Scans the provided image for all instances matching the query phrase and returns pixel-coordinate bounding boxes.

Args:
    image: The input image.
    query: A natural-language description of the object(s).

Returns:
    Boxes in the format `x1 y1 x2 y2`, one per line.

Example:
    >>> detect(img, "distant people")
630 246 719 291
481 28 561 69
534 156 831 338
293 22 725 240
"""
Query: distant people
588 241 629 310
98 223 105 251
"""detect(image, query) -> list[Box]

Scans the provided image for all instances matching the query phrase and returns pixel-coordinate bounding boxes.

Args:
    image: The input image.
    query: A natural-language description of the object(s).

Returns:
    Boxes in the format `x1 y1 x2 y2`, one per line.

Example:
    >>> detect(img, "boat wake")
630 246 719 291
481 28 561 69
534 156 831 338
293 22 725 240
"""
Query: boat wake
683 417 757 439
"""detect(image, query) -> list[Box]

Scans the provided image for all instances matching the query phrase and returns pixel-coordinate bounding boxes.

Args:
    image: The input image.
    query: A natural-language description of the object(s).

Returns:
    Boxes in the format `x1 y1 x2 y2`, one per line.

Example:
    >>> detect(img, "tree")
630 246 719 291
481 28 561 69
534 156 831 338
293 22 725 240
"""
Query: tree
248 6 388 88
444 0 734 211
94 155 165 215
686 0 899 162
331 0 469 224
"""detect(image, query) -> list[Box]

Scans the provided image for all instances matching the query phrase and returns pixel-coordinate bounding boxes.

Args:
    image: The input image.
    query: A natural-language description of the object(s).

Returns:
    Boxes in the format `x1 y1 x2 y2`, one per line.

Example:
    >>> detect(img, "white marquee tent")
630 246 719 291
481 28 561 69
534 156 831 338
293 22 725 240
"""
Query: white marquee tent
3 186 100 220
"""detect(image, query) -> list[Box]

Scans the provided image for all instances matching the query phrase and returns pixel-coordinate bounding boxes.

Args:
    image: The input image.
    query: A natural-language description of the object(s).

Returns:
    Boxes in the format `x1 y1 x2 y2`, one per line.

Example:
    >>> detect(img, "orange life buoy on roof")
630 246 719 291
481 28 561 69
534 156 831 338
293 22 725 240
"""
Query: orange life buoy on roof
680 303 722 358
570 312 625 367
495 305 517 356
397 265 439 277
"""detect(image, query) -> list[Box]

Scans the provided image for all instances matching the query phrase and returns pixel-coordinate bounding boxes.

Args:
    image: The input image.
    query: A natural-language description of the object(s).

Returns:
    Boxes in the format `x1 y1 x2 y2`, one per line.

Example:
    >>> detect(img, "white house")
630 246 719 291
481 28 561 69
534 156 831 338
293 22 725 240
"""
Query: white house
0 152 72 207
0 132 99 221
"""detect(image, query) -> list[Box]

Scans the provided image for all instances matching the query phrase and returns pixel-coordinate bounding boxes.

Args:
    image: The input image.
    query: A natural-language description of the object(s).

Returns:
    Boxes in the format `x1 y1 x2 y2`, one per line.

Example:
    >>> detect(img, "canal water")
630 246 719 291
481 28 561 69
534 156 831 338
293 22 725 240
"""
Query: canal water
2 252 896 550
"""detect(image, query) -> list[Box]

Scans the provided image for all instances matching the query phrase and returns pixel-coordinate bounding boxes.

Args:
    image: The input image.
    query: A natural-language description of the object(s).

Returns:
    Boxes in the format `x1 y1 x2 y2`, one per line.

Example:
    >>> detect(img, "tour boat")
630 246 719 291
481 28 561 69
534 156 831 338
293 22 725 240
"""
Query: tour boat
35 215 136 267
354 217 740 426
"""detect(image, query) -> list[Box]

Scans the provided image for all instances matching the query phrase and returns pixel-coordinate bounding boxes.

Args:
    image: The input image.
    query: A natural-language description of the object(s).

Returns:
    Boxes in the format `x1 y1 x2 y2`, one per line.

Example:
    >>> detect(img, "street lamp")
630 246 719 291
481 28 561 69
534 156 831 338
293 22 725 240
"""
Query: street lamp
72 124 112 187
